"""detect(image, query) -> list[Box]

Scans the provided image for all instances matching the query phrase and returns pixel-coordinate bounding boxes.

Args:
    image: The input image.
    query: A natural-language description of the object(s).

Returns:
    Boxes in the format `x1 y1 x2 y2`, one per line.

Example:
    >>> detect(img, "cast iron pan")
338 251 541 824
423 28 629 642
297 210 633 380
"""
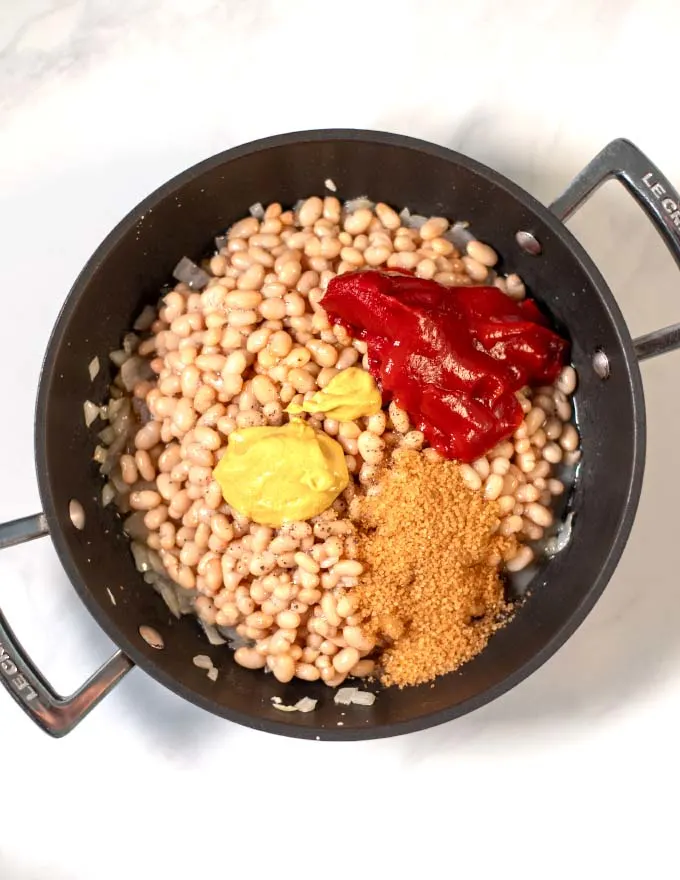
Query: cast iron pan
1 132 680 740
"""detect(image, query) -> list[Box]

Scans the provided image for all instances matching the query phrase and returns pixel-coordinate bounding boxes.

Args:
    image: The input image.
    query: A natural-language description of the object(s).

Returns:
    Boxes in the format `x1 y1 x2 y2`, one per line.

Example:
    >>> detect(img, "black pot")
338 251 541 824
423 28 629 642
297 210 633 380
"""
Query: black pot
1 132 679 740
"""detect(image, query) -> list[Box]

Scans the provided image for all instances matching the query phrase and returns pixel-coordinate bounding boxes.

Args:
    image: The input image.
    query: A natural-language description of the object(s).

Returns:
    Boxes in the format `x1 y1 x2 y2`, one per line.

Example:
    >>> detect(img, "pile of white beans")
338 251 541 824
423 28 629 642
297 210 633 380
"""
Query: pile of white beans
93 195 580 687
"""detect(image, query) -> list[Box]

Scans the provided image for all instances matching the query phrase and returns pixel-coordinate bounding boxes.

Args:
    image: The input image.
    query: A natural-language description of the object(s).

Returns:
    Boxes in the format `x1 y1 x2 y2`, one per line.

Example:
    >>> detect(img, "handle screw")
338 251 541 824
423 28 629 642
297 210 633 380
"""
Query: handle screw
592 349 610 379
515 230 542 255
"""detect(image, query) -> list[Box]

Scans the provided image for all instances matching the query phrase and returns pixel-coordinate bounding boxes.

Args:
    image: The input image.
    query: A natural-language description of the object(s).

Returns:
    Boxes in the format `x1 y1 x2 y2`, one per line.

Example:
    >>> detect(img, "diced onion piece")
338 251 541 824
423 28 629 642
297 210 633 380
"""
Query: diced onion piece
402 212 426 229
107 397 125 421
109 349 128 367
101 483 115 507
193 654 214 670
271 696 318 713
163 592 182 619
172 256 210 290
83 400 99 427
146 575 182 619
100 433 128 476
216 625 251 650
88 356 100 381
350 690 376 706
207 667 219 682
294 697 317 713
249 202 265 220
122 333 139 356
111 398 133 434
334 687 358 706
214 234 228 250
130 539 152 570
125 513 149 542
120 356 154 392
133 305 156 331
93 445 107 464
199 620 227 646
445 221 475 250
110 469 129 493
98 425 116 445
108 466 128 496
324 178 337 192
148 549 165 575
344 197 373 212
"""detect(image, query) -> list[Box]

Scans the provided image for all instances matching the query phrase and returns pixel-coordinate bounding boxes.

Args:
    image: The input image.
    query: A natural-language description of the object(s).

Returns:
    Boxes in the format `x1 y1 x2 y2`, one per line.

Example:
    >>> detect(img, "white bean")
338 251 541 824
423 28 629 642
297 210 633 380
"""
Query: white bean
420 217 448 240
388 401 410 433
557 365 577 396
505 274 526 300
483 474 504 501
462 256 488 281
357 431 385 465
559 423 579 452
524 502 553 528
459 464 482 492
505 545 534 572
466 240 498 267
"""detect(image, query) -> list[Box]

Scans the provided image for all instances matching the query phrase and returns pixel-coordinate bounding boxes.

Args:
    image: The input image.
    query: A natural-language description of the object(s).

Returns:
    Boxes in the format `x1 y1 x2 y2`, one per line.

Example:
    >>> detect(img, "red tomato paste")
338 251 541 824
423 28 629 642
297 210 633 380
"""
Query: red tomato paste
322 271 569 462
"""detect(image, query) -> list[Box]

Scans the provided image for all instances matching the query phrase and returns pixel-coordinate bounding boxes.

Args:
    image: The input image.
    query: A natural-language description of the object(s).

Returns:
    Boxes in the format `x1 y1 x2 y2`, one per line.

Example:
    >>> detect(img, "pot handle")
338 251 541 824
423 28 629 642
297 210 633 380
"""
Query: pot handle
549 138 680 361
0 514 134 737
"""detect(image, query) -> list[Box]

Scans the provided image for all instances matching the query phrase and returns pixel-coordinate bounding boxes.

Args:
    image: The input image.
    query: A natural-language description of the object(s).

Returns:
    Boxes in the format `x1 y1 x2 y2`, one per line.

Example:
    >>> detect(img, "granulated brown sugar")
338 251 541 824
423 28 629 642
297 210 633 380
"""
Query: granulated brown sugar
352 449 516 687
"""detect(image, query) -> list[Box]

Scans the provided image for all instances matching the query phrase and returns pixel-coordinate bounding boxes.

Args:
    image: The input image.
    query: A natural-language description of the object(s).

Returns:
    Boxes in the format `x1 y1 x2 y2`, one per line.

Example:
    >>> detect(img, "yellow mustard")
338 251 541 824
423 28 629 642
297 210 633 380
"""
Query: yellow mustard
212 420 349 527
286 367 382 422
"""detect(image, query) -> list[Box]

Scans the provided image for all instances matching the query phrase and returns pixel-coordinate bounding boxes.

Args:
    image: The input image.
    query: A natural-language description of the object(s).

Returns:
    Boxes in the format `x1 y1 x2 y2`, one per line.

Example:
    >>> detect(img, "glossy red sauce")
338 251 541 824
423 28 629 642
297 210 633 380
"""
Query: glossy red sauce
322 270 569 462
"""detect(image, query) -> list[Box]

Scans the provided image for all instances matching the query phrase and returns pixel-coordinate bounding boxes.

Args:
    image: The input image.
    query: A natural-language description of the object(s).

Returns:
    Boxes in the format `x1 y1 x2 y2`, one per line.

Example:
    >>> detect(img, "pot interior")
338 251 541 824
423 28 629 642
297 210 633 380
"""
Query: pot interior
35 131 645 738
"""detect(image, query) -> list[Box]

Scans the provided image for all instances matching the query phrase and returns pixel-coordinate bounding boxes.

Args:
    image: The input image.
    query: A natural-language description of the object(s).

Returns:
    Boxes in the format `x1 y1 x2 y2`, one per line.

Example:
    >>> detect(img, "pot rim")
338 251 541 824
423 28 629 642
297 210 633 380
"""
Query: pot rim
33 129 646 739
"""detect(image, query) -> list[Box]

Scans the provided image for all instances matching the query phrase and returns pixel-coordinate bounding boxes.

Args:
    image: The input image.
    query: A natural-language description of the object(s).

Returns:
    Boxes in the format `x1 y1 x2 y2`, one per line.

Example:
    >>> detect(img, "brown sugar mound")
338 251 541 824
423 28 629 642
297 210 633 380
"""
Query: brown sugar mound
352 449 516 687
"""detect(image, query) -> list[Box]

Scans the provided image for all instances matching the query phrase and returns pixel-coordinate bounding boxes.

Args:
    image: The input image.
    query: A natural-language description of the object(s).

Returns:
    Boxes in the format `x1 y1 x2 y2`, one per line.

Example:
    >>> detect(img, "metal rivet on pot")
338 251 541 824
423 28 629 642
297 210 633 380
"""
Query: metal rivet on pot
139 625 164 649
515 230 542 255
69 499 85 530
592 349 610 379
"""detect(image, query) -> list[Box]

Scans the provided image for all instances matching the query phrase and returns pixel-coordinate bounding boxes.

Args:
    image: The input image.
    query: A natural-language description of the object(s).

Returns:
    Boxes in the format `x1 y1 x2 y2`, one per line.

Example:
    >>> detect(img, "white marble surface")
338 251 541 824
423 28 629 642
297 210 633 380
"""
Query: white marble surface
1 0 679 877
